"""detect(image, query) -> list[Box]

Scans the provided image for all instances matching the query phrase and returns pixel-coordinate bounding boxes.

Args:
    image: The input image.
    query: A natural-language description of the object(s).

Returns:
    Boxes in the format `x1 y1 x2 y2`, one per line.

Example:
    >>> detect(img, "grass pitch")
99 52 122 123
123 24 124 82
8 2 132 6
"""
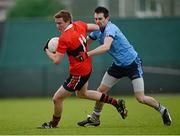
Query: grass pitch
0 95 179 135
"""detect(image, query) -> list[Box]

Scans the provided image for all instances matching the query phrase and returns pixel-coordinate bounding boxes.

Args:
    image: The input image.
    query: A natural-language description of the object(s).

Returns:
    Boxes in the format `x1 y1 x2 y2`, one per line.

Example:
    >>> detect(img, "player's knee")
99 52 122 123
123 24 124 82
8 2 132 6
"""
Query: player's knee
136 95 145 104
76 91 87 98
52 96 58 104
52 94 62 104
97 86 108 93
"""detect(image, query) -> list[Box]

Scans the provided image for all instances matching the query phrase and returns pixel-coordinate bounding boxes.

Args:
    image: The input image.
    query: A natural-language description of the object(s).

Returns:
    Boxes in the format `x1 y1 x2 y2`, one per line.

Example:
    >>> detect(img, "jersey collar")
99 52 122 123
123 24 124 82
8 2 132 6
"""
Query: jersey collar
64 24 73 32
100 21 111 33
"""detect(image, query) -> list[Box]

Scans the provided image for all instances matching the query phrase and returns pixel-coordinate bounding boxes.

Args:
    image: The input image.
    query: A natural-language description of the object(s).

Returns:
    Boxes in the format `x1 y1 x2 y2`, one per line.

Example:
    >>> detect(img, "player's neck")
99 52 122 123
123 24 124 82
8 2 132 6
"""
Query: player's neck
64 23 73 32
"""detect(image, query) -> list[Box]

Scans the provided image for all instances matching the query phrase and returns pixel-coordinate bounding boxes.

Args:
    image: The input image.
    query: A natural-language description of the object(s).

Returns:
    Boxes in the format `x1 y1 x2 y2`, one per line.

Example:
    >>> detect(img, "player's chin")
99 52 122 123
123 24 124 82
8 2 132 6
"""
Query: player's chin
97 23 101 27
58 28 62 32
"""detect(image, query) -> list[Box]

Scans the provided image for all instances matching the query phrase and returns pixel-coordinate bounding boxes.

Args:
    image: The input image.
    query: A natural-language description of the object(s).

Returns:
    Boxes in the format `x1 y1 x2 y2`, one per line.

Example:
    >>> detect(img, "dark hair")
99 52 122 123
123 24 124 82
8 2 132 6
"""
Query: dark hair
54 10 72 23
94 6 109 18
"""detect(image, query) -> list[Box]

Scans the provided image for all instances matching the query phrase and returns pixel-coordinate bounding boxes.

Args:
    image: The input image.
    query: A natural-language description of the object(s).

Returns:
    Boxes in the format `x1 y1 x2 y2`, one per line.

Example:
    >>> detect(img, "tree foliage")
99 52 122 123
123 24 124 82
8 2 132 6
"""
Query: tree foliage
7 0 64 18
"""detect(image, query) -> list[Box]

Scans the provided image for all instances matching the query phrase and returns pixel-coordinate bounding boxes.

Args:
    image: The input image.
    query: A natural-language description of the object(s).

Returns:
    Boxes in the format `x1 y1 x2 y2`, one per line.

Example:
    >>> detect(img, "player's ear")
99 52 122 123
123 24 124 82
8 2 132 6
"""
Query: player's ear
106 16 110 20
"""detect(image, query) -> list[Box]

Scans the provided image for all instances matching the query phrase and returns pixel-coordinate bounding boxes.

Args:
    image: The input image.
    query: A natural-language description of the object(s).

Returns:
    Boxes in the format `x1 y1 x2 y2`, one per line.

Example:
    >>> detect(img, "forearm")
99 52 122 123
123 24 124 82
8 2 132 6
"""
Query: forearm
87 24 99 32
87 36 113 57
87 45 109 57
87 38 94 45
46 49 62 64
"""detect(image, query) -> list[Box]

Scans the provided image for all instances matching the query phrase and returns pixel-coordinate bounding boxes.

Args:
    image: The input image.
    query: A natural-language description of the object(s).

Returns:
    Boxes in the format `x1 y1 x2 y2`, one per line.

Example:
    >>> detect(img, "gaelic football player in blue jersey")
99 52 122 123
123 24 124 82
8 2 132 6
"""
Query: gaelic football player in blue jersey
77 6 172 127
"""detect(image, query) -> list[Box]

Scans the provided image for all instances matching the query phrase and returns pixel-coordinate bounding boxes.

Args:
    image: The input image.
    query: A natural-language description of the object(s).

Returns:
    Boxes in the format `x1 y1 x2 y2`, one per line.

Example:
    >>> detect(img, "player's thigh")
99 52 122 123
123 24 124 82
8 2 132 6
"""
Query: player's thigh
100 72 119 92
76 82 88 96
53 85 72 100
132 77 145 101
132 77 144 92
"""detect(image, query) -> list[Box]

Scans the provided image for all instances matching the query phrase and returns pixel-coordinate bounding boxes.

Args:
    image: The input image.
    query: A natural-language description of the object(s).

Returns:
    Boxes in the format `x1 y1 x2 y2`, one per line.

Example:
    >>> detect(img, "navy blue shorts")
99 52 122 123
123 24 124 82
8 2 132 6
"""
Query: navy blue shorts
107 57 143 80
63 72 91 92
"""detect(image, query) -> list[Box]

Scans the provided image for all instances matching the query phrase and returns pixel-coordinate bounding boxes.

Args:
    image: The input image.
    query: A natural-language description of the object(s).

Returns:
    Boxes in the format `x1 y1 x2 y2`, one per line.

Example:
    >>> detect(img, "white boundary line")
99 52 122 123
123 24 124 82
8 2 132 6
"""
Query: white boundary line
143 66 180 76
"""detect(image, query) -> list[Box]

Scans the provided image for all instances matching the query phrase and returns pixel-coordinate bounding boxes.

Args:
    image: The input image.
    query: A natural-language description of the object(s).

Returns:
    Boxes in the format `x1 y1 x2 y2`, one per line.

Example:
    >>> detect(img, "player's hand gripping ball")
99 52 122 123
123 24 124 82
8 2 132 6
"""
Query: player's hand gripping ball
44 37 59 53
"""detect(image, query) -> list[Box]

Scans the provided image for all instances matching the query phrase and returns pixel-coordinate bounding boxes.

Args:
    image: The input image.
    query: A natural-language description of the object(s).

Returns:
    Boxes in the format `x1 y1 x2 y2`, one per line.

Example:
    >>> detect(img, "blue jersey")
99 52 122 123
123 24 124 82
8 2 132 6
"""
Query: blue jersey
89 21 138 67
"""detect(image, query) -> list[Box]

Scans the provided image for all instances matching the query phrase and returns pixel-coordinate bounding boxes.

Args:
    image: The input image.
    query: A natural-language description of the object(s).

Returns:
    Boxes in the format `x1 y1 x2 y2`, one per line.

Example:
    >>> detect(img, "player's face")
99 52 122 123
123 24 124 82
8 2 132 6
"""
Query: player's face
94 13 109 28
55 18 69 32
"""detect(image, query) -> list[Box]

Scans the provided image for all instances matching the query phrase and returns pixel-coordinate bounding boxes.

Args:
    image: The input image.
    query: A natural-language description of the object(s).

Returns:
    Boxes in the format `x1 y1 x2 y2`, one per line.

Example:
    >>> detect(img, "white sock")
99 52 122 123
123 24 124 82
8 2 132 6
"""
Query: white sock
156 103 166 115
93 106 102 117
93 111 101 116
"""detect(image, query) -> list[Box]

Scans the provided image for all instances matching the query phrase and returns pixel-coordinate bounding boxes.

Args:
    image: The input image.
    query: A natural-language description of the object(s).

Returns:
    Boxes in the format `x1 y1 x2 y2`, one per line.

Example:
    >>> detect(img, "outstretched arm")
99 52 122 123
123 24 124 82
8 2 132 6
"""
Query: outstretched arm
87 36 113 57
87 24 99 32
86 36 95 45
45 49 64 64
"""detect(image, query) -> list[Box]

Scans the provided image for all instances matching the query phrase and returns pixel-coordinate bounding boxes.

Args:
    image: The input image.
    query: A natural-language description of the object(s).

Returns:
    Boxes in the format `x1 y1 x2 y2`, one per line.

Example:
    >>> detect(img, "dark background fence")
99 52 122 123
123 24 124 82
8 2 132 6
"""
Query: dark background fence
0 17 180 97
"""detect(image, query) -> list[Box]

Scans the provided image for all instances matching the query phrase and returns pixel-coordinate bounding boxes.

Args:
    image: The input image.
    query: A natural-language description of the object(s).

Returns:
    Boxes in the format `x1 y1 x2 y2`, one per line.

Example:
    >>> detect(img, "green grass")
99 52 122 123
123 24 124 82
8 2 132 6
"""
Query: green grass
0 95 179 135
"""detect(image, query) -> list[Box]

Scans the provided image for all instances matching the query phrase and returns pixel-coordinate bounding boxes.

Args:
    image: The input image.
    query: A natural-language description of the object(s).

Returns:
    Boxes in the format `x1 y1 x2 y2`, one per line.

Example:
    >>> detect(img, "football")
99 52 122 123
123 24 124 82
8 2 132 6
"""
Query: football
48 37 59 52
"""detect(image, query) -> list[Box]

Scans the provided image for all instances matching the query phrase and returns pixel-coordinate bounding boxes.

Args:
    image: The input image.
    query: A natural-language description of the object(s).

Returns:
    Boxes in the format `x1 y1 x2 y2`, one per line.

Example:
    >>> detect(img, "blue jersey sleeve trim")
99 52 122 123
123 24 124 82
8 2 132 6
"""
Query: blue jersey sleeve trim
89 35 96 40
108 35 114 39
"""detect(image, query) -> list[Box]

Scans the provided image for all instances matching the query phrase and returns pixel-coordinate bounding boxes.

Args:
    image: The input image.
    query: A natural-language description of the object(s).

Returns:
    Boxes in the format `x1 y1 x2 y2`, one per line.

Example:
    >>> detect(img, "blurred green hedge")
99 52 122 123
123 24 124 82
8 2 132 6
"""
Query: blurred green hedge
7 0 64 18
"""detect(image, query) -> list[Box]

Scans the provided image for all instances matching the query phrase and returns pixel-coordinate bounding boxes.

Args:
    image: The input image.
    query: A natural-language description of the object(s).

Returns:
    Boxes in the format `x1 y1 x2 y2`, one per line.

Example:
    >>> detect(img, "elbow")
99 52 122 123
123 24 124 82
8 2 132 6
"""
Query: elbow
53 55 61 65
53 59 60 65
106 46 110 51
54 60 60 65
104 46 110 51
54 62 59 65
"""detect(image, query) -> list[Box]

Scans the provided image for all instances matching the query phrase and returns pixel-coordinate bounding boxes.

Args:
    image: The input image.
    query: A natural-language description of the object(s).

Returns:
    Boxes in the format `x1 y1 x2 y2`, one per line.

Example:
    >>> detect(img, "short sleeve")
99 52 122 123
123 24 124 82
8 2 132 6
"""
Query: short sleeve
56 37 67 54
89 31 98 40
105 26 116 39
74 21 87 31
